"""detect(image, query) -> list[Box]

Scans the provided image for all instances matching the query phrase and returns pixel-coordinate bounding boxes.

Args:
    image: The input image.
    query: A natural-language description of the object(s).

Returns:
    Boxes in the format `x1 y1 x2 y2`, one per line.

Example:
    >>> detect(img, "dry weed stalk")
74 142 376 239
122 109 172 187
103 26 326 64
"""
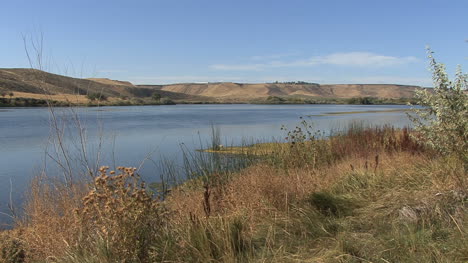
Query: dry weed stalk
74 166 167 261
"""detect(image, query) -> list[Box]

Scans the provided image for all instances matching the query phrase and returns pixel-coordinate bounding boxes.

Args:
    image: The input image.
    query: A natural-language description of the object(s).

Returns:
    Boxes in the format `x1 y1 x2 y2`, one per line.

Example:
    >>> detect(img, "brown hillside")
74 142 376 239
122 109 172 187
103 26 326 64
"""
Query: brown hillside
0 69 424 103
0 69 211 102
321 84 421 98
0 68 134 97
87 78 135 87
154 82 421 99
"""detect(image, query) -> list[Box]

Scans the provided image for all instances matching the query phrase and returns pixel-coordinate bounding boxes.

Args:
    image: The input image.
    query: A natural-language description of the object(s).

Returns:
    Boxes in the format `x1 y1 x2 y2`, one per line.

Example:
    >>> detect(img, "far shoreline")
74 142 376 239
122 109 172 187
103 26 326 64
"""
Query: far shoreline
0 97 415 108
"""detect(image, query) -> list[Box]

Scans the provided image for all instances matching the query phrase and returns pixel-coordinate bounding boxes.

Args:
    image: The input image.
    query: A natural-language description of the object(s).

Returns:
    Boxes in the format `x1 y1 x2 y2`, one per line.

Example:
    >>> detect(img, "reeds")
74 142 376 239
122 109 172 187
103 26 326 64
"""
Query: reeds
2 122 466 263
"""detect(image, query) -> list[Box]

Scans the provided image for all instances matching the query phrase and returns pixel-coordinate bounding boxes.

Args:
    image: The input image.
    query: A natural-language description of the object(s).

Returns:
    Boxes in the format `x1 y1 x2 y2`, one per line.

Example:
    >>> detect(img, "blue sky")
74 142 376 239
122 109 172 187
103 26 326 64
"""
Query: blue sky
1 0 466 86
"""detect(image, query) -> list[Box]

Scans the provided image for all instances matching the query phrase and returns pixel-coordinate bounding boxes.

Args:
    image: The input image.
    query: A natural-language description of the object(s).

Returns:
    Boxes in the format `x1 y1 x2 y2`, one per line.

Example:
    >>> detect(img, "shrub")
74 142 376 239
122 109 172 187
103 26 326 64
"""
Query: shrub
347 97 376 105
0 234 25 263
152 92 161 101
409 49 467 170
266 96 286 103
73 166 167 261
160 97 175 105
86 92 107 101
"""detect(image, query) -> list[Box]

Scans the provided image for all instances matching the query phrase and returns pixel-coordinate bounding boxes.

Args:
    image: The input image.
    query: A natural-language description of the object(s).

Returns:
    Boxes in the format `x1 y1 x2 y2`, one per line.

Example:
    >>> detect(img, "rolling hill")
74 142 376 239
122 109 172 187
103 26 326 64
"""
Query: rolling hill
0 68 212 103
153 82 422 99
0 68 425 104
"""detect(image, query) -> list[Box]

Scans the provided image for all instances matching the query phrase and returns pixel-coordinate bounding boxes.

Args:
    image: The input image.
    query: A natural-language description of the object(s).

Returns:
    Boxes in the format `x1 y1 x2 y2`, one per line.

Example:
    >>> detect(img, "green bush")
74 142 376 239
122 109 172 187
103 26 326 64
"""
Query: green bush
347 97 375 105
266 96 286 103
409 49 467 169
86 92 107 101
160 97 175 105
152 92 162 101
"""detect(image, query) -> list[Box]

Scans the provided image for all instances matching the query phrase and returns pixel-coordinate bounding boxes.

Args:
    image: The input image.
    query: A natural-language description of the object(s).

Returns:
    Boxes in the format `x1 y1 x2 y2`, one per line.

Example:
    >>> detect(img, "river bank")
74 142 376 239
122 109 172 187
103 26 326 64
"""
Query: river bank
1 124 466 262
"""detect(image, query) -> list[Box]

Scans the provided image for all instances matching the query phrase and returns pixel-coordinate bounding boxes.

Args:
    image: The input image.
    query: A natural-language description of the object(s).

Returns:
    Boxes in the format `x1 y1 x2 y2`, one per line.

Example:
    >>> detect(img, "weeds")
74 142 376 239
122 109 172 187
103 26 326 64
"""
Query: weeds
3 124 466 262
72 166 167 262
0 233 25 263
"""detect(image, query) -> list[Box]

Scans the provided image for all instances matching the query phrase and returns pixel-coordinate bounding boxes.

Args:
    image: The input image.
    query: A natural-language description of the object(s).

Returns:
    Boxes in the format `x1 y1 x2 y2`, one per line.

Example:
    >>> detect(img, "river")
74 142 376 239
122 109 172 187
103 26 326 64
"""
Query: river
0 104 413 225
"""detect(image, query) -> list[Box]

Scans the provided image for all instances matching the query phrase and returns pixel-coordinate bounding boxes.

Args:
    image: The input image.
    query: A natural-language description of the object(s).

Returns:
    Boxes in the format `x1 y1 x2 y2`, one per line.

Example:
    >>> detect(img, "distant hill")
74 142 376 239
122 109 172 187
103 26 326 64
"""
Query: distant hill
0 69 211 102
87 78 135 87
152 82 422 100
0 68 424 104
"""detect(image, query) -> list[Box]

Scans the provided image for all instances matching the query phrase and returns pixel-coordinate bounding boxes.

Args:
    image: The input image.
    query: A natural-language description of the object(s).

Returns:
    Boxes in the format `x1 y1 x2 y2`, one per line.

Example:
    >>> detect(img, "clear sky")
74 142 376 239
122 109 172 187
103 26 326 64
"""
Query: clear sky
1 0 467 86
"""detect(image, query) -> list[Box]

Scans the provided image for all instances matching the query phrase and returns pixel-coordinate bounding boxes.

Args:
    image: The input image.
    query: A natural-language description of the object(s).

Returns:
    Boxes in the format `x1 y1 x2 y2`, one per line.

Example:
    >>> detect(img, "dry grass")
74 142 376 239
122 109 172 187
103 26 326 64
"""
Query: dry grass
11 91 88 103
86 78 135 87
1 126 466 262
159 83 420 100
167 151 466 262
10 91 123 104
12 175 86 260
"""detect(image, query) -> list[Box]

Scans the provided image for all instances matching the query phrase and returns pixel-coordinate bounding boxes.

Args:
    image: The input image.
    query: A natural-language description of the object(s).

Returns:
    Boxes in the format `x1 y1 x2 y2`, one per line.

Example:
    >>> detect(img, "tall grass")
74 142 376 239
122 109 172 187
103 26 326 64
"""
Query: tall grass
2 121 465 262
150 126 259 201
263 119 426 172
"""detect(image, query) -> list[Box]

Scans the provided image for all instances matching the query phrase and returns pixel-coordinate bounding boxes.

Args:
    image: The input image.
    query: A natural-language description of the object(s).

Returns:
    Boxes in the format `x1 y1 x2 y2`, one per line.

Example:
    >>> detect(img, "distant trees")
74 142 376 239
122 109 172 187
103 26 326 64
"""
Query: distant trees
272 81 315 85
151 92 174 104
347 97 375 105
152 92 162 101
266 96 286 103
159 97 175 105
7 92 14 103
87 92 107 101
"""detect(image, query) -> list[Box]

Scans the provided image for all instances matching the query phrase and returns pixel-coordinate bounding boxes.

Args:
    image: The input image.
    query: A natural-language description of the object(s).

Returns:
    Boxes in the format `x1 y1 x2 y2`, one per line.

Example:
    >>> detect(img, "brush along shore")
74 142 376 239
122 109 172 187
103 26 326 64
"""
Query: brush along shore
0 125 466 263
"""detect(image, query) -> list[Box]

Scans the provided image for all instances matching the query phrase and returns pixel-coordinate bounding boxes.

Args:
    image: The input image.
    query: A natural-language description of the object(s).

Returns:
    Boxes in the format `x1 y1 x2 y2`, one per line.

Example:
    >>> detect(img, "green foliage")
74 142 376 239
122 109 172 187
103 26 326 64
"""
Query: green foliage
266 96 286 103
210 125 222 151
86 92 107 101
255 96 413 105
151 92 161 101
159 97 175 105
409 49 468 168
308 192 356 217
347 97 415 105
347 97 375 105
0 97 64 107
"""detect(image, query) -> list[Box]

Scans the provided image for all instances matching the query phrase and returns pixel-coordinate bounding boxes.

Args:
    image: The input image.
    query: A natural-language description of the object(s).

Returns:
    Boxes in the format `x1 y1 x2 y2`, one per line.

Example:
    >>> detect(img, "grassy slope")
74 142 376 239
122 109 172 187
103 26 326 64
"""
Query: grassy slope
1 126 466 262
0 69 424 105
0 69 212 104
155 82 422 100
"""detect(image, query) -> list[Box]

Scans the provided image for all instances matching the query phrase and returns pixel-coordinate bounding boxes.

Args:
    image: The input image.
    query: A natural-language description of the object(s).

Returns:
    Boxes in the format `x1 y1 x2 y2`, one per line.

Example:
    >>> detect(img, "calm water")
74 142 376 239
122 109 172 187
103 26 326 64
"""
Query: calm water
0 104 412 224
